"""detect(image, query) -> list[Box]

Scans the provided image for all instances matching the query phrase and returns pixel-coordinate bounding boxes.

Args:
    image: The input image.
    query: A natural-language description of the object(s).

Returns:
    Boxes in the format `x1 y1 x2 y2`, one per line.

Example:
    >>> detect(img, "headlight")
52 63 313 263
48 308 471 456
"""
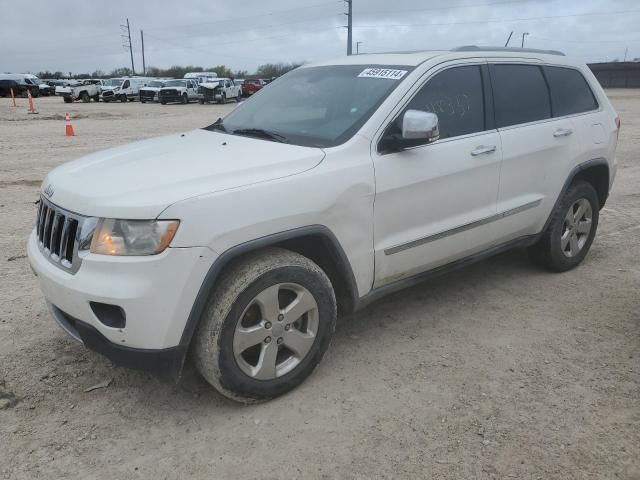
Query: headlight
90 219 179 256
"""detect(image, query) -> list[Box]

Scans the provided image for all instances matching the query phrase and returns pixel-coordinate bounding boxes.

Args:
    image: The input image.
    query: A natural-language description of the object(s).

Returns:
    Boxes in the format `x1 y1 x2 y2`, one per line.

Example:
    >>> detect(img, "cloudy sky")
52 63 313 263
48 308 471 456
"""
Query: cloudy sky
2 0 640 75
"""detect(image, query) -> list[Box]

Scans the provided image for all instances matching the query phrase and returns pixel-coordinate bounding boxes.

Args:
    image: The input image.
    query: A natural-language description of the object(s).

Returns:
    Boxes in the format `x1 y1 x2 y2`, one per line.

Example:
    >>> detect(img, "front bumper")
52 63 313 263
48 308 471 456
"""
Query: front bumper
28 230 216 368
48 303 185 379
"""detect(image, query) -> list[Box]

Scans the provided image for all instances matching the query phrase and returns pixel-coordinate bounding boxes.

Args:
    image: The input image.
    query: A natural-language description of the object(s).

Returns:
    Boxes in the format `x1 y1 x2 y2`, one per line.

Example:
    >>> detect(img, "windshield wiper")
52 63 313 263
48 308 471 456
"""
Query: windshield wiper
232 128 289 143
205 118 226 132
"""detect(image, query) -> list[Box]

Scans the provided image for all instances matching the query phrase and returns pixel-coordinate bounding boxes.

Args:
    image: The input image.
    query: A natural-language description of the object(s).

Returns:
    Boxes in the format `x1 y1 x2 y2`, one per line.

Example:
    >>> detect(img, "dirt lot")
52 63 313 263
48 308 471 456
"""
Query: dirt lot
0 93 638 479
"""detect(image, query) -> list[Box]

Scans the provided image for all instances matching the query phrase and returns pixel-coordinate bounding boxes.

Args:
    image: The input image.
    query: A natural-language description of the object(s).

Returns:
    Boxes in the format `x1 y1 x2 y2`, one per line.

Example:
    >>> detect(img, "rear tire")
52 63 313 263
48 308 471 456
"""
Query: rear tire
529 181 599 272
63 96 72 103
192 248 337 403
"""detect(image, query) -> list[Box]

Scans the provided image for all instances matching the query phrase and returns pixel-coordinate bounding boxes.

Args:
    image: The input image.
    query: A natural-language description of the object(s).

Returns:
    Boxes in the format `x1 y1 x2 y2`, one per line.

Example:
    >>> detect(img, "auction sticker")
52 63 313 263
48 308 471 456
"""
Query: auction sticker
358 68 408 80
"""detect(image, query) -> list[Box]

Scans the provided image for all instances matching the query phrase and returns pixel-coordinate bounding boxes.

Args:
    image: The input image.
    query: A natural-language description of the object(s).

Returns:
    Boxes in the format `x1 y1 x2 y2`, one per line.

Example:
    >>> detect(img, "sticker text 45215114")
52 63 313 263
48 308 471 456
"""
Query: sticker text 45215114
358 68 408 80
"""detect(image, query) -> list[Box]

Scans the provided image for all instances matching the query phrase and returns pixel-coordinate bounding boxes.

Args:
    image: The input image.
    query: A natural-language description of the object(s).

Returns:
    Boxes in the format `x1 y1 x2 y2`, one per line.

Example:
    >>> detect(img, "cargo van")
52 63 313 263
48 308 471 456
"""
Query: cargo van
101 77 154 102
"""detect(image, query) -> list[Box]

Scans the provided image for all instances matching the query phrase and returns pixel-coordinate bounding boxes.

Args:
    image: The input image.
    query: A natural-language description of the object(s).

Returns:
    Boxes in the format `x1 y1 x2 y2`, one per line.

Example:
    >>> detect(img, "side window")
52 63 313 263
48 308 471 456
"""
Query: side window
122 80 130 89
403 65 485 140
491 64 551 128
225 81 230 88
543 66 598 117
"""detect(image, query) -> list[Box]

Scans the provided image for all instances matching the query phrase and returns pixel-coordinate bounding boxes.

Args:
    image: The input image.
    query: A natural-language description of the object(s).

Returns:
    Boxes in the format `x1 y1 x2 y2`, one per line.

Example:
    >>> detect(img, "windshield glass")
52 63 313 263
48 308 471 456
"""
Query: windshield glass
104 79 123 87
147 80 164 87
213 65 413 147
164 79 186 87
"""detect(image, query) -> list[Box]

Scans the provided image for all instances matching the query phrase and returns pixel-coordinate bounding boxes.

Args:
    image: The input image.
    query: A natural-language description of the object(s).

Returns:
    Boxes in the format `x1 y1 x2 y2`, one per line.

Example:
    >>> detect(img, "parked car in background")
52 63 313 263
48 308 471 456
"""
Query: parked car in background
159 79 199 104
56 79 102 103
24 74 51 95
197 78 242 104
184 72 218 84
234 79 245 96
139 80 166 103
0 74 40 97
242 78 265 96
101 77 153 102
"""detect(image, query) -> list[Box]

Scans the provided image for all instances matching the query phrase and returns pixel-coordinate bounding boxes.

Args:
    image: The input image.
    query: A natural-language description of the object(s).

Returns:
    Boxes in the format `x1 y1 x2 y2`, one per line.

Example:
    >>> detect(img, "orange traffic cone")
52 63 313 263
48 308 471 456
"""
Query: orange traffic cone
27 89 38 114
9 88 16 107
65 112 75 136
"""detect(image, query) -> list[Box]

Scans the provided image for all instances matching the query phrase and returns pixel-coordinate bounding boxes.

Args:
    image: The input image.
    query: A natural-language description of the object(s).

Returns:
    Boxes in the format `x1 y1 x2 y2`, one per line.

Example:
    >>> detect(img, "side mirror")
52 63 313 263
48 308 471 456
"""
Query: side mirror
402 110 440 142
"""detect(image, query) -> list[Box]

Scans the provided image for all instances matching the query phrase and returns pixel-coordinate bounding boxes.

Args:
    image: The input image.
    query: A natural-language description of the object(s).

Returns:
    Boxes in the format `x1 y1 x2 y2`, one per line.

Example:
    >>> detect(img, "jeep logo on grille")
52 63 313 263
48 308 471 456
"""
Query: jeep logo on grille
44 184 54 198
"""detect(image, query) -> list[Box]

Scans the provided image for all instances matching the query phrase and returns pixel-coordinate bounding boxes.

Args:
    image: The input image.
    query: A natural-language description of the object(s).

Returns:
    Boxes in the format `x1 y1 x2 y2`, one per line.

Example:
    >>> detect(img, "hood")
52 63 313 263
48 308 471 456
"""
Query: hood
41 129 325 219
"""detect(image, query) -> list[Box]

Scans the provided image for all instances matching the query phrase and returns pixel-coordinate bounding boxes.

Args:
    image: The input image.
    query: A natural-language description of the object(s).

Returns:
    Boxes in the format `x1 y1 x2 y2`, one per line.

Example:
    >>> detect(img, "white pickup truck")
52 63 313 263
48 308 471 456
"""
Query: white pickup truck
198 78 242 104
56 80 102 103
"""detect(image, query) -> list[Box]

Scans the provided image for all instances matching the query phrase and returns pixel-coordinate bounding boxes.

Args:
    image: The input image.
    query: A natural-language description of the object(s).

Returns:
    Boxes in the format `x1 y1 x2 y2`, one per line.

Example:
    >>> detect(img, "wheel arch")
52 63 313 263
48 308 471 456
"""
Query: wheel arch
571 161 609 209
178 225 359 351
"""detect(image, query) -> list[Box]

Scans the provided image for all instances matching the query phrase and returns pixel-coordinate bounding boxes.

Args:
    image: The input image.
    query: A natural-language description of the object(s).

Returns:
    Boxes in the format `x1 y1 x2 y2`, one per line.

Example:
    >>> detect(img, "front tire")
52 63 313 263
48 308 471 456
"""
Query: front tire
529 181 599 272
182 93 188 104
192 248 337 402
80 91 89 103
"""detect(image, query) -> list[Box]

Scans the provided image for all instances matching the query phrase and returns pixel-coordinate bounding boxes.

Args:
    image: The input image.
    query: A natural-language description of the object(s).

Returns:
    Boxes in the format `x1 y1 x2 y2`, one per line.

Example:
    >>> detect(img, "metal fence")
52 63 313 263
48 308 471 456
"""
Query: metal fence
588 62 640 88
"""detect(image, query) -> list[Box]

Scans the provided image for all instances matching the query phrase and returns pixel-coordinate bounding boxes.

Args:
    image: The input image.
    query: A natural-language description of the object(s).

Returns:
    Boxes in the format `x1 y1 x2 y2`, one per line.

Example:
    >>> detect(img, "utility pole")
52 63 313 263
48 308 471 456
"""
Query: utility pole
521 31 529 48
344 0 353 55
505 31 513 47
356 41 363 55
121 18 135 74
624 47 628 62
141 30 146 75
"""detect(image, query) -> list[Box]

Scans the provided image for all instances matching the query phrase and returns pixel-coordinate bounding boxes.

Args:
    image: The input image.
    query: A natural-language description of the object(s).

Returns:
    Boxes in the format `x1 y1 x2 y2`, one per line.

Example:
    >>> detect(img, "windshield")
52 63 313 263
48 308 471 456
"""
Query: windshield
212 65 413 147
164 79 186 87
104 79 123 87
147 80 164 87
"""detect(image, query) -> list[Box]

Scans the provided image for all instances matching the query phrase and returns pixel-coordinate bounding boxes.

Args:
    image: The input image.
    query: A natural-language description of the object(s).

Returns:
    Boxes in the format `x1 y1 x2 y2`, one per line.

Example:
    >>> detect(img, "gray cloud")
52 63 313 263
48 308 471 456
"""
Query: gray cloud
2 0 640 74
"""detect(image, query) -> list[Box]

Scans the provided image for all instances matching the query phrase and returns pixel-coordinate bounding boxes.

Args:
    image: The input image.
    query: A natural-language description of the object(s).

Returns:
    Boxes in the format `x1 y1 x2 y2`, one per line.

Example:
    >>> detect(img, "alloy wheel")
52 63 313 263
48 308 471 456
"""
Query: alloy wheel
232 283 319 380
561 198 593 257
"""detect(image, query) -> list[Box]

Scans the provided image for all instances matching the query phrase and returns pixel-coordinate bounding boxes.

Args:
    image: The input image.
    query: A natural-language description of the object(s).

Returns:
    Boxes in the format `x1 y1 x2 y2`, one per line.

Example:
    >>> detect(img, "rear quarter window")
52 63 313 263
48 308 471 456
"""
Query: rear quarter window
543 66 598 117
490 64 551 128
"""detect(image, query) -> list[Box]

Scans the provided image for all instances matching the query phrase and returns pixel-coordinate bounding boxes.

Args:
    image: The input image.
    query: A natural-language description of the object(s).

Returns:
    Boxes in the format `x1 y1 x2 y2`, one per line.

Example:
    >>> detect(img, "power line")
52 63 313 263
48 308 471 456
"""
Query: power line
353 8 640 29
364 0 553 17
530 34 640 44
146 13 342 42
146 1 341 33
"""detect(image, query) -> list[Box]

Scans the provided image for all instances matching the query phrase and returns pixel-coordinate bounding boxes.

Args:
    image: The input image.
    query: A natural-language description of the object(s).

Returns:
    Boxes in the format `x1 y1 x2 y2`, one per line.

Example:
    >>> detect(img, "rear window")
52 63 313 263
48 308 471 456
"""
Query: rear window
490 64 551 128
543 66 598 117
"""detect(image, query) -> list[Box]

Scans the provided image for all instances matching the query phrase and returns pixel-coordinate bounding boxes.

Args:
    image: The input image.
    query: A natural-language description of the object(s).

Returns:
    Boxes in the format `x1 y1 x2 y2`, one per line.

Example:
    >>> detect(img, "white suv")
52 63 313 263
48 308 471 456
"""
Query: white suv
28 47 619 402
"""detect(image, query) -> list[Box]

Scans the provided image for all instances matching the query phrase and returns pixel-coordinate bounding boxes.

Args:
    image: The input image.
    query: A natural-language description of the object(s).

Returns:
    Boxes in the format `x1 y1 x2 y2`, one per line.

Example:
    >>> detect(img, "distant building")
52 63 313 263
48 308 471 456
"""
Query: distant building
589 62 640 88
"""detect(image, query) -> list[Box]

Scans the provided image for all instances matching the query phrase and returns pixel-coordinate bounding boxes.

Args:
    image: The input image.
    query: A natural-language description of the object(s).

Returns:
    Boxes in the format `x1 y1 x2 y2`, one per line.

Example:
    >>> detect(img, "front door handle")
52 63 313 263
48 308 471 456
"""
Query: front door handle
553 128 573 138
470 145 497 156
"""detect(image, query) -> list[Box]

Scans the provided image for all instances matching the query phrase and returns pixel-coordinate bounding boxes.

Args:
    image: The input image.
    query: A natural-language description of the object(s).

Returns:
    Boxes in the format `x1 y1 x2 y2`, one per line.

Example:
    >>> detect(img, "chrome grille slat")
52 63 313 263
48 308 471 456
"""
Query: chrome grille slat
59 217 70 261
35 196 87 274
43 208 55 251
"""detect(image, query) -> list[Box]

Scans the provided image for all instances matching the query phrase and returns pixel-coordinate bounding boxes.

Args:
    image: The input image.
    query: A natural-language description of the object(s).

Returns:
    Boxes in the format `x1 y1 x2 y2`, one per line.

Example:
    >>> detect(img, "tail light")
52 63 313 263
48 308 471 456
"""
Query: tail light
615 116 621 139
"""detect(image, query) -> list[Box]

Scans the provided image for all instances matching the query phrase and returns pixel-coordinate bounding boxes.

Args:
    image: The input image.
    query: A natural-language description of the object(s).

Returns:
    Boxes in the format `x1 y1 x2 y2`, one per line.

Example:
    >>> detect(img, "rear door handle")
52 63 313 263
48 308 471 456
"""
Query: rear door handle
470 145 497 156
553 128 573 137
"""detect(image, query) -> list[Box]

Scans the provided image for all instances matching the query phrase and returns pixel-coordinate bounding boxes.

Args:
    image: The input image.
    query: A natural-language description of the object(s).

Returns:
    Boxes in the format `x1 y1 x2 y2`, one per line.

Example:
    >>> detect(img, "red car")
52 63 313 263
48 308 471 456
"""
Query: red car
242 79 266 96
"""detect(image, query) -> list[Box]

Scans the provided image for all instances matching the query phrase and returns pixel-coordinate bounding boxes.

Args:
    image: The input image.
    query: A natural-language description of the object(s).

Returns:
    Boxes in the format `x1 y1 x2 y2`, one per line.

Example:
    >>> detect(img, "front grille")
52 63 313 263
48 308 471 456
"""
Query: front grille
160 89 178 97
140 90 156 100
35 197 86 273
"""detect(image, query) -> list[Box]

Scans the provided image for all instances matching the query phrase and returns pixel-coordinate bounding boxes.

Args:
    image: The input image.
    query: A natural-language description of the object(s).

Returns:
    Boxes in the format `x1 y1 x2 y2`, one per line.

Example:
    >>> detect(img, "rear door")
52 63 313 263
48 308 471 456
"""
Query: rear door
489 62 576 239
372 62 503 286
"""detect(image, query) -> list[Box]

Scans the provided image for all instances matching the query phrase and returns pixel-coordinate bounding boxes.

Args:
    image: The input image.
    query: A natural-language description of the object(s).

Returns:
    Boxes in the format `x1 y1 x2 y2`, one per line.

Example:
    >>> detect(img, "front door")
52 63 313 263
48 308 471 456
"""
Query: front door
373 63 502 287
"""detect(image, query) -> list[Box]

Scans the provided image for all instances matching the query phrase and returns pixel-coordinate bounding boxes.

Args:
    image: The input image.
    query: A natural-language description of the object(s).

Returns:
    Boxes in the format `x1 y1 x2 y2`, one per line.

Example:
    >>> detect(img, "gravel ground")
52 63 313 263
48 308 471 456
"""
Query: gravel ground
0 93 638 479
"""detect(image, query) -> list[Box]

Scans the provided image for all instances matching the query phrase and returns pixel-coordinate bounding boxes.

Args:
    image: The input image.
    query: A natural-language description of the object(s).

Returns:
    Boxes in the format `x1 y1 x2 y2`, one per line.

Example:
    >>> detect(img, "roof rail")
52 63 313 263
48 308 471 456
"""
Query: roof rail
452 45 566 56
